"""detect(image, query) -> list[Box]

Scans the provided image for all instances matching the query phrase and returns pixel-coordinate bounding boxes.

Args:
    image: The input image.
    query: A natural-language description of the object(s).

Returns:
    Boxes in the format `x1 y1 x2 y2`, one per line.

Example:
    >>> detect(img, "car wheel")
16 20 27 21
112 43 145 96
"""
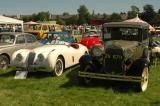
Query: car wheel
0 55 9 70
78 65 92 85
53 57 64 76
137 67 149 92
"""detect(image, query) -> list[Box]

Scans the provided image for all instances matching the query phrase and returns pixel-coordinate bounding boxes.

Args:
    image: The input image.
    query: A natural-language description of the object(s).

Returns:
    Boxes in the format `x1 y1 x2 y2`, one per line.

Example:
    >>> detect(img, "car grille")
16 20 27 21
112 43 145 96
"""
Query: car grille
105 48 124 74
28 52 36 66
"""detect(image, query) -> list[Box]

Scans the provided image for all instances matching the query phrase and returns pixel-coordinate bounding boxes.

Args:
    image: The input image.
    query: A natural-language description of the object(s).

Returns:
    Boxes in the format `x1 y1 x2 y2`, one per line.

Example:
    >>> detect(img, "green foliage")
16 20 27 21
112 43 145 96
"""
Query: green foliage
127 5 140 19
77 5 91 24
65 15 78 25
20 4 160 25
141 4 156 24
0 64 160 106
152 14 160 25
102 13 108 20
56 15 65 25
36 11 50 21
158 9 160 14
22 11 51 22
62 12 70 16
108 13 122 22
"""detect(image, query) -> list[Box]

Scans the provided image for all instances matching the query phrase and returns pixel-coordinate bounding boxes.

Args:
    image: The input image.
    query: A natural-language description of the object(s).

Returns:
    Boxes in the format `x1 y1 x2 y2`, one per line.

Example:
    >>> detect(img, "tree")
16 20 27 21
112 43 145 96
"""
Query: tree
152 14 160 25
140 4 156 24
127 5 139 19
158 9 160 14
36 11 50 21
29 11 51 21
56 15 65 25
108 13 122 22
77 5 90 24
65 15 78 25
102 13 108 20
63 12 70 16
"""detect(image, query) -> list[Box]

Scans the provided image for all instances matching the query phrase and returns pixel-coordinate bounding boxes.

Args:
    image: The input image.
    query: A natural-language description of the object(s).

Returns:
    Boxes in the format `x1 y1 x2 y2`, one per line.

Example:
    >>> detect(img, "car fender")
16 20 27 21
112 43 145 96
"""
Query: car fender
128 58 150 76
47 50 63 69
11 49 31 66
79 55 93 70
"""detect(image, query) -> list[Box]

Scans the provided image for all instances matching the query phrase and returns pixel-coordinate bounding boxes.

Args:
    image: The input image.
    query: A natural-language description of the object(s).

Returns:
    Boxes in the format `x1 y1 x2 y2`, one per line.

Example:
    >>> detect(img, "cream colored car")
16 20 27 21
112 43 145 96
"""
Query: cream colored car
11 40 88 76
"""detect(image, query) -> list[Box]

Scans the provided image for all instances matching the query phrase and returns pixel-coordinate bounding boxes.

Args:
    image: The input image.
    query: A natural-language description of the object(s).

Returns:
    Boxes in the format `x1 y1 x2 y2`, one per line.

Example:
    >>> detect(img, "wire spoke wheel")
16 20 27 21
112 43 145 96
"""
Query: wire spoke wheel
0 55 9 70
53 58 64 76
140 67 149 92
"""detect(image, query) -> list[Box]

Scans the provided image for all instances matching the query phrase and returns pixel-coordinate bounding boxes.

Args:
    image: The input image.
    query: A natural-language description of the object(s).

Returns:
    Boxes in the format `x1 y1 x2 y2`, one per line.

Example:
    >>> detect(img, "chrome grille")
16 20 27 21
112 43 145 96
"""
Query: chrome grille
28 52 36 66
105 48 124 74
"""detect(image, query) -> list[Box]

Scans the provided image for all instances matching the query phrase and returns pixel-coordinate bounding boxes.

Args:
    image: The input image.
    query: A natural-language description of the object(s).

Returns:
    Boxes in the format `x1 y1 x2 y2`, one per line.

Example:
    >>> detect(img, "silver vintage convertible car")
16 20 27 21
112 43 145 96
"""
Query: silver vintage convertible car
0 32 42 70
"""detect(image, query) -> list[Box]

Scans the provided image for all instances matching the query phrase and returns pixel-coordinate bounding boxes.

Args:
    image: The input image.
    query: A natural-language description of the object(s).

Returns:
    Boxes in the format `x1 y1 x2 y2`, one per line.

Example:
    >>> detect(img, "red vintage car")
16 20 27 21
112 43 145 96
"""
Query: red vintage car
81 31 102 49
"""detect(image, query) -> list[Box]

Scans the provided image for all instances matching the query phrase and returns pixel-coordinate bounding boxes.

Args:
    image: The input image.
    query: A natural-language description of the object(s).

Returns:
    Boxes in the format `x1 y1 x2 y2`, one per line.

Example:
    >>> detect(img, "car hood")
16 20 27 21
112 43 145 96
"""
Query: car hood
24 30 40 33
32 44 67 54
105 40 139 50
105 40 139 58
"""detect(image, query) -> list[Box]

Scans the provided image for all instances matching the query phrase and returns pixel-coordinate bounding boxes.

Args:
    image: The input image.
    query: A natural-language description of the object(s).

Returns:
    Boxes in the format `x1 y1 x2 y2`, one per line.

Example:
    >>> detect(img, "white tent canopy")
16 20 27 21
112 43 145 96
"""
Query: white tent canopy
0 15 23 31
124 15 155 32
24 21 39 25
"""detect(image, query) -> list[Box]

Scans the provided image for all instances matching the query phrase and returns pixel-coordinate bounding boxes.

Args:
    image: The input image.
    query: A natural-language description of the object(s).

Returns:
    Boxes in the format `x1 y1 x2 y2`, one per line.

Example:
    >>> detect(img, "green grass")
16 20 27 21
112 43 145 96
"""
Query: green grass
0 64 160 106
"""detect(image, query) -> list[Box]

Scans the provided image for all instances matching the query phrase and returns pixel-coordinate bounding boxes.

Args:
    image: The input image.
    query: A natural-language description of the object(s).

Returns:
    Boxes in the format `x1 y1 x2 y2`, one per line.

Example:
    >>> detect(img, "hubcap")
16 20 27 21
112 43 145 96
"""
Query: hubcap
55 59 63 76
0 59 7 69
141 67 149 92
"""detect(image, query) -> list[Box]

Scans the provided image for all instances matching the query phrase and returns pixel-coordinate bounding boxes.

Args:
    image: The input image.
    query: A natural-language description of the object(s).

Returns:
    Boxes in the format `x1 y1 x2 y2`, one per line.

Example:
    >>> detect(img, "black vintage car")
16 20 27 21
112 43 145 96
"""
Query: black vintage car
78 22 151 92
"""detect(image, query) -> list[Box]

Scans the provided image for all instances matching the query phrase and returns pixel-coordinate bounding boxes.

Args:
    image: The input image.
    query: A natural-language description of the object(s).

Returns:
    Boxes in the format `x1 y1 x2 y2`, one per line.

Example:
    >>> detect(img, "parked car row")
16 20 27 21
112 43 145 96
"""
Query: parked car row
0 31 88 77
0 29 101 71
1 22 159 92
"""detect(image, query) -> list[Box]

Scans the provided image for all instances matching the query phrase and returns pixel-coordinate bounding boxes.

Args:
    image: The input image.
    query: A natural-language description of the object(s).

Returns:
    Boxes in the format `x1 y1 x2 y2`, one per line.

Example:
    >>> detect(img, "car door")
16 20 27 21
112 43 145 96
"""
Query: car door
61 45 78 68
41 25 49 38
67 44 82 65
25 34 41 49
14 34 26 50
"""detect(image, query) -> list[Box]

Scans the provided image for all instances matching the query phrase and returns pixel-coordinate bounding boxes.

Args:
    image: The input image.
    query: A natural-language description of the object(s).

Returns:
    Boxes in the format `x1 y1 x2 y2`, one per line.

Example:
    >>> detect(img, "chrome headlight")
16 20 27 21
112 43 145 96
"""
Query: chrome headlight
16 53 23 61
37 54 44 62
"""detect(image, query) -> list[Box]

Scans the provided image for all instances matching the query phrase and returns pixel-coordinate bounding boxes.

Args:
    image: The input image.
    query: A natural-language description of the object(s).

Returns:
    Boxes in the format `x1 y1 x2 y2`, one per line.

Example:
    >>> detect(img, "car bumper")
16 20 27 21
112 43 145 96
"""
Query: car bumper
11 64 52 71
78 71 142 82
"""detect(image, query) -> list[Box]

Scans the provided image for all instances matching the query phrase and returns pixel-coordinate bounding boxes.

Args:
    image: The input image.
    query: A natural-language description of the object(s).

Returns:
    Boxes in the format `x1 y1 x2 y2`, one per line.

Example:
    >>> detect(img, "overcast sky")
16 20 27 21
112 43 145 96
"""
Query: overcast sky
0 0 160 15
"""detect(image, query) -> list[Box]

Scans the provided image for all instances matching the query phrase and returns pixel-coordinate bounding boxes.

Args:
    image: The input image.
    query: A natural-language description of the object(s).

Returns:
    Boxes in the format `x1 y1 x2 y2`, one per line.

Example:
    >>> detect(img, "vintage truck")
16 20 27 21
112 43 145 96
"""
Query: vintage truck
78 22 151 92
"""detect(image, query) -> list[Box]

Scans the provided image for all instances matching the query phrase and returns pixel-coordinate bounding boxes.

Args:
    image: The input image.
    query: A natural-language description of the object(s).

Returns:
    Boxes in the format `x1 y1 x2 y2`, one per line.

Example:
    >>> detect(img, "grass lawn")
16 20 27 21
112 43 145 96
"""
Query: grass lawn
0 64 160 106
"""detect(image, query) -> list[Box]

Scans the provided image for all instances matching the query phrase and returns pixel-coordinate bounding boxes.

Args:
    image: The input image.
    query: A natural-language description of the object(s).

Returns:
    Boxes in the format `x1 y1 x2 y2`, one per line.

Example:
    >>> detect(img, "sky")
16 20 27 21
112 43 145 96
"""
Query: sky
0 0 160 15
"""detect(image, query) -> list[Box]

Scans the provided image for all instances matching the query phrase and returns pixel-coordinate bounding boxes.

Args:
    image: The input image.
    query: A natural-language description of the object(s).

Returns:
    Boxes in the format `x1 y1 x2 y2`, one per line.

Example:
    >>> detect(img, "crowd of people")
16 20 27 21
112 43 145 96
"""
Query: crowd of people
62 24 102 34
0 24 22 32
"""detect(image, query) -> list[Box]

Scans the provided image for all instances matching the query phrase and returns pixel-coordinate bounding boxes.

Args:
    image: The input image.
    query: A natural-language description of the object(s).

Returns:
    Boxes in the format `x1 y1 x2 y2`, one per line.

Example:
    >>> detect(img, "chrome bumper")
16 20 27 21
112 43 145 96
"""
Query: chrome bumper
78 71 142 82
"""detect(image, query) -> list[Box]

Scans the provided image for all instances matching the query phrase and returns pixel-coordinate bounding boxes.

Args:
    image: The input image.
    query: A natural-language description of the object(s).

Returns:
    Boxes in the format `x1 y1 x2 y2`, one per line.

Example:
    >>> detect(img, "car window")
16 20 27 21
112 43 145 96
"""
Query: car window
16 34 25 44
26 34 37 43
42 25 48 30
0 34 15 44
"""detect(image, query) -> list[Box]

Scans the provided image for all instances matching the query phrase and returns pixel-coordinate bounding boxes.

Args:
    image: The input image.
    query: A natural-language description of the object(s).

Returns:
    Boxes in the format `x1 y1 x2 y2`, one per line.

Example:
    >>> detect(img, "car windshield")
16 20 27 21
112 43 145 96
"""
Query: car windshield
40 33 75 44
83 31 99 37
0 34 15 44
103 27 140 41
24 24 42 30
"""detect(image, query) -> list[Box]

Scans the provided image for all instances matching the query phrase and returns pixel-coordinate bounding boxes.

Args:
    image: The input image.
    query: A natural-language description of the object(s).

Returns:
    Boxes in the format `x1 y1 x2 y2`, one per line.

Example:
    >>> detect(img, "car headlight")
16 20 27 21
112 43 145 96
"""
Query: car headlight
16 53 23 61
37 54 44 62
